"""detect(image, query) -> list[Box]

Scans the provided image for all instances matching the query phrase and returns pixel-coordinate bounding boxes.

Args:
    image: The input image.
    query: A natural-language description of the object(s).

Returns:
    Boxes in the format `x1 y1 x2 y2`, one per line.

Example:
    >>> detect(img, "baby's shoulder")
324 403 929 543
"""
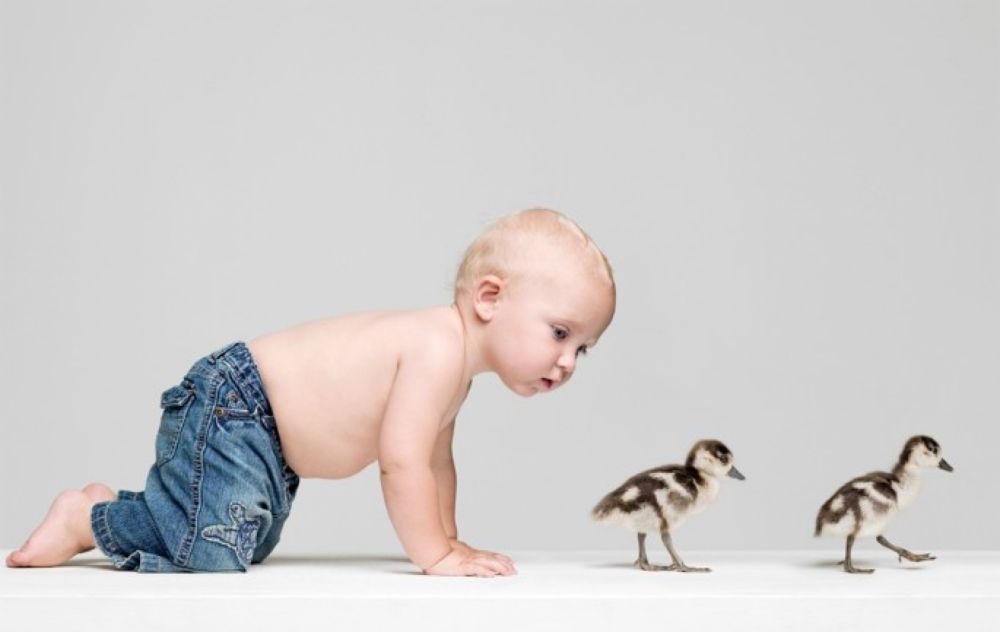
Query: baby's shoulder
390 306 466 375
382 308 469 415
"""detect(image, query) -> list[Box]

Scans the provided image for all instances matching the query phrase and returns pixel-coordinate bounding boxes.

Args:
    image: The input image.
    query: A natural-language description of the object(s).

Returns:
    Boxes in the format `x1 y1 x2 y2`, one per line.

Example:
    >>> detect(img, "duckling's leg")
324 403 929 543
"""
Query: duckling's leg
660 531 711 573
634 533 670 571
876 535 936 563
840 535 875 574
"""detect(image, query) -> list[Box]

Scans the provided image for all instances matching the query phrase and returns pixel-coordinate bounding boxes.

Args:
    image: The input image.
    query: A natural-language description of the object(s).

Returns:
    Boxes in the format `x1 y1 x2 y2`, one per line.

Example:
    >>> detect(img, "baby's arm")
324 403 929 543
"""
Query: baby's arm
431 421 516 570
378 342 513 576
430 419 458 541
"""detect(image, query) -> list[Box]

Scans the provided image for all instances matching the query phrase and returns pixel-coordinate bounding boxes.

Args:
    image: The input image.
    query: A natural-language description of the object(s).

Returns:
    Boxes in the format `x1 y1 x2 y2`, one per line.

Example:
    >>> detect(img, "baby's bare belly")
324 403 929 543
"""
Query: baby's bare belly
246 316 398 479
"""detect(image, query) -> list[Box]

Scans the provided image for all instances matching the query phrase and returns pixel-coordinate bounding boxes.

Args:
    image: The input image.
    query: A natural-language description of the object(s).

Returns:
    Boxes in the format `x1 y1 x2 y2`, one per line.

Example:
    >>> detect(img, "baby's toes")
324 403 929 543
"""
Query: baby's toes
6 547 29 567
5 550 19 567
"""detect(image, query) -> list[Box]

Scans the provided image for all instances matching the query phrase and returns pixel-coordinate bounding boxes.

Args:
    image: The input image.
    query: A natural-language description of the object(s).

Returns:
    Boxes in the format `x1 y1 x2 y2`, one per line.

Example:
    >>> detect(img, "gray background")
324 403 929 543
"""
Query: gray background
2 1 997 555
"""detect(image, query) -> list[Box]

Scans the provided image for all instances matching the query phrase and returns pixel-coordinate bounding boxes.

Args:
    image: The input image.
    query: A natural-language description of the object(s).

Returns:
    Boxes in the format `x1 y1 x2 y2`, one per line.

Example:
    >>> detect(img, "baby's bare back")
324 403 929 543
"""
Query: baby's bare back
246 306 465 479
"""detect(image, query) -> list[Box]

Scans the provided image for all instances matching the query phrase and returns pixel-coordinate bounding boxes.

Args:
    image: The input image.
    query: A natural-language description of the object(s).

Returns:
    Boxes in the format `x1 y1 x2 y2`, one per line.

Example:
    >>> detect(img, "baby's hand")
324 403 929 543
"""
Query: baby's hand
449 539 516 572
424 547 517 577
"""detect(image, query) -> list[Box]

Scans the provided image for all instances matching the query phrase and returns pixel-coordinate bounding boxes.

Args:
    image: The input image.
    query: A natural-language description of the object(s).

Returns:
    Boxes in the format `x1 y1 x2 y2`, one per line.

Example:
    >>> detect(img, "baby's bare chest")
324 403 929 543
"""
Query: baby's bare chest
244 313 462 477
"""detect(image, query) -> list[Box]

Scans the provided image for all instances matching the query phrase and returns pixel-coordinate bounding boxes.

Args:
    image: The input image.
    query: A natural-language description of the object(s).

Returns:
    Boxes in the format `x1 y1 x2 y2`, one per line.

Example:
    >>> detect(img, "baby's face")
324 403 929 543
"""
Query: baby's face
486 267 614 397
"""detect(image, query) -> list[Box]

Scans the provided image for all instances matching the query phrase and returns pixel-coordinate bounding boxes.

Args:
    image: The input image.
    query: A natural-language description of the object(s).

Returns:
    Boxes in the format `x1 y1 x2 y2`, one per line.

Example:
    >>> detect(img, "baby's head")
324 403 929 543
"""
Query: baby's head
454 208 616 396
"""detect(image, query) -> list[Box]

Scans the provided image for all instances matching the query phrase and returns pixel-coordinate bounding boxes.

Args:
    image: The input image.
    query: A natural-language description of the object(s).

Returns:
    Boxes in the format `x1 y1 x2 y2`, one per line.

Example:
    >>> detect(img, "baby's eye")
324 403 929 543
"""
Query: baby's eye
576 346 588 357
552 326 568 341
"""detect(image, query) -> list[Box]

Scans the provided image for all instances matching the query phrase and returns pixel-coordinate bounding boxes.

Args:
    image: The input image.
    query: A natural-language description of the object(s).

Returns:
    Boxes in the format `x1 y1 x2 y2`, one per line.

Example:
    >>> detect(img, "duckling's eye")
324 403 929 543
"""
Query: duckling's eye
552 327 568 341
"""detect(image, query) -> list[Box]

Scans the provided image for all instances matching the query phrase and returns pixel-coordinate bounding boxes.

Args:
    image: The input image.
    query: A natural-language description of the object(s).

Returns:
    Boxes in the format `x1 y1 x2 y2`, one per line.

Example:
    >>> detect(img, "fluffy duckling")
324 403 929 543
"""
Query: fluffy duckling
814 435 953 574
592 440 744 572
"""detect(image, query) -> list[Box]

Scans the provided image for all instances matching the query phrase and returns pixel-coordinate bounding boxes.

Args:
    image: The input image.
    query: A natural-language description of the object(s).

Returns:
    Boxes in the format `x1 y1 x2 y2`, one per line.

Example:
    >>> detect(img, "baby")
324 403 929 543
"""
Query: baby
6 208 616 577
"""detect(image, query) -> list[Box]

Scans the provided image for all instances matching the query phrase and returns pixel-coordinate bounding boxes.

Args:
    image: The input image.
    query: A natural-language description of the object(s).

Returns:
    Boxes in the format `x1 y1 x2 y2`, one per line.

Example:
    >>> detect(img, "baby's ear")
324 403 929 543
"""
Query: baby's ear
472 275 504 322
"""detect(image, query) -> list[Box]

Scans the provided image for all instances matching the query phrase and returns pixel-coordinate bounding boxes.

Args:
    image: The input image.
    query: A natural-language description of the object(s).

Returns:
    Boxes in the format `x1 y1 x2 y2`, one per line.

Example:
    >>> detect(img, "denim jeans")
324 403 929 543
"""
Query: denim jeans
90 341 300 572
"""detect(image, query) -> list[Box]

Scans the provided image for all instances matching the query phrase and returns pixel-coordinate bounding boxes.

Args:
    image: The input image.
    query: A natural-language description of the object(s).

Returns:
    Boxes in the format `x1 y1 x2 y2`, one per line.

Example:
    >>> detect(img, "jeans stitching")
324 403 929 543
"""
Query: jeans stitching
91 502 128 563
176 372 221 566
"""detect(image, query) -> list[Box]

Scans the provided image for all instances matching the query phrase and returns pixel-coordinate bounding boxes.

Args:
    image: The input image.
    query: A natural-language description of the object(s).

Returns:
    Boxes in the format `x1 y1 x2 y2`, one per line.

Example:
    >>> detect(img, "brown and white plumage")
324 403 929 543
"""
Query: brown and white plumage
814 435 954 573
592 439 744 572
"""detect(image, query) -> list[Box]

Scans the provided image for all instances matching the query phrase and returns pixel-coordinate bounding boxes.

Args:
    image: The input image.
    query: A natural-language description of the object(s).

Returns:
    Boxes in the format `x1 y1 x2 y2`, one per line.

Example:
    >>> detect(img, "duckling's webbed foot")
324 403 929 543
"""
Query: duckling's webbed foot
843 562 875 574
633 533 673 571
635 560 673 571
632 533 670 571
876 535 936 563
659 532 712 573
666 563 712 573
841 535 875 574
837 558 875 573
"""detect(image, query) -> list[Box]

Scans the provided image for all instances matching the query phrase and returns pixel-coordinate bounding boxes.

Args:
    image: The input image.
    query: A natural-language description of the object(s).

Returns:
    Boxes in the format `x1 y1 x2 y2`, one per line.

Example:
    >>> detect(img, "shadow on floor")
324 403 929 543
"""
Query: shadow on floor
53 553 417 574
263 554 410 566
61 559 119 571
262 554 421 574
793 557 929 572
588 560 639 570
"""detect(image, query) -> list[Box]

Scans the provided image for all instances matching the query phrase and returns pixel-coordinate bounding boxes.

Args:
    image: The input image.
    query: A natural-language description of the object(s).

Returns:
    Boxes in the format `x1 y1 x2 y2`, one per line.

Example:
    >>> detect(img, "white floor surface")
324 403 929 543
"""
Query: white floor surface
3 549 998 631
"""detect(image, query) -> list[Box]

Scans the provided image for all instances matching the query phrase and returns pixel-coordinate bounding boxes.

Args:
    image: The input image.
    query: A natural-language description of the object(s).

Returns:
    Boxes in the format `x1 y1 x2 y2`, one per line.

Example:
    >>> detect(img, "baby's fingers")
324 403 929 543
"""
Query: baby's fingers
479 555 516 576
465 561 498 577
465 556 509 577
489 553 516 575
495 553 516 570
477 550 516 574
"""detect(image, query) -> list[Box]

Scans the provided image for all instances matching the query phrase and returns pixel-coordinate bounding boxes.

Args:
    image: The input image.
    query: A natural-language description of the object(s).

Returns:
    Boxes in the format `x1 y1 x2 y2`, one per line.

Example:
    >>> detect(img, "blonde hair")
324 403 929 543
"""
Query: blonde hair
453 208 615 302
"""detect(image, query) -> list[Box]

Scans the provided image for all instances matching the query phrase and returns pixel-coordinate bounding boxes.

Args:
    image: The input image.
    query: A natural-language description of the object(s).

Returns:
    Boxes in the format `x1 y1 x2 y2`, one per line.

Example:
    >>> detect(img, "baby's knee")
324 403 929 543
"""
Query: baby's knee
81 482 115 502
53 489 92 513
193 500 275 571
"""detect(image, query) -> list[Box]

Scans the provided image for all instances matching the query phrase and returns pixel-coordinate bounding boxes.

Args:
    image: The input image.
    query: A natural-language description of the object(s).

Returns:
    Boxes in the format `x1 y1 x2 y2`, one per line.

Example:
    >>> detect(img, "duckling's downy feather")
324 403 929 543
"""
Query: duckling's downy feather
592 465 717 534
814 470 911 537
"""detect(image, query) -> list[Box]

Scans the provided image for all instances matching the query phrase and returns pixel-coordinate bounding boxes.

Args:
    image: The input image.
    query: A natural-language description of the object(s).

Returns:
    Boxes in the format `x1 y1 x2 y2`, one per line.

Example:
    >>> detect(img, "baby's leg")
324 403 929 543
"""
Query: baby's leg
6 482 115 568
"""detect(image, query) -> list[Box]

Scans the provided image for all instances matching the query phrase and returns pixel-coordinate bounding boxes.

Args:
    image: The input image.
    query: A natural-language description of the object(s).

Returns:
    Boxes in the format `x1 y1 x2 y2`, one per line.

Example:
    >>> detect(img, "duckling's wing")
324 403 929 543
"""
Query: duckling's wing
647 465 703 511
592 465 684 531
851 470 900 518
814 471 899 536
860 470 900 507
593 467 667 517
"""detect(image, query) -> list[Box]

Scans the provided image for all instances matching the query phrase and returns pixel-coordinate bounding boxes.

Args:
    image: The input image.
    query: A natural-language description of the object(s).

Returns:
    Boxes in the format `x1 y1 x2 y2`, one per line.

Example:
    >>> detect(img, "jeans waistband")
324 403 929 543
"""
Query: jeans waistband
207 341 274 418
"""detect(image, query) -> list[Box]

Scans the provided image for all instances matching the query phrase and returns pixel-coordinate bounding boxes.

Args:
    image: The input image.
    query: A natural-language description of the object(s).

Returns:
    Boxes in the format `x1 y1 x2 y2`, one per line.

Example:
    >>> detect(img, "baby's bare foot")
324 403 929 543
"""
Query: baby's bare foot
6 489 98 568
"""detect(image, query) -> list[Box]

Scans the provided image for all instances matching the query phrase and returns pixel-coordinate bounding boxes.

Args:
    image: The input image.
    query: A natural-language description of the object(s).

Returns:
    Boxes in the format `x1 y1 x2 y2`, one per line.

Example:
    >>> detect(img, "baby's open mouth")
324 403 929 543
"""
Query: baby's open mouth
541 378 553 389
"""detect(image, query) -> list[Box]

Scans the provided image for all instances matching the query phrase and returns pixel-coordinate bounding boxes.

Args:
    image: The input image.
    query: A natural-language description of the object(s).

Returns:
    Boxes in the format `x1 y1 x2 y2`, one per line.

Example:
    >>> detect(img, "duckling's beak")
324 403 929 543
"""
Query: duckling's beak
938 459 954 472
727 466 746 480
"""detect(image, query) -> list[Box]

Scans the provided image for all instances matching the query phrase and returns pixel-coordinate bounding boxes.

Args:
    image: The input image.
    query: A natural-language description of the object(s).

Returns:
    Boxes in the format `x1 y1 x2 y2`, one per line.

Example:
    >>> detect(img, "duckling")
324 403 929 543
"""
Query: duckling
592 439 745 572
814 435 953 574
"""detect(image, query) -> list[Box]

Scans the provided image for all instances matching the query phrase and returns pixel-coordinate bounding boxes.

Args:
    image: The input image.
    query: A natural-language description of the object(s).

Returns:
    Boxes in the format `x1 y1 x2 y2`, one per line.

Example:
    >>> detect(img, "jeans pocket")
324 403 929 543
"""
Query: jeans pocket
215 375 255 419
155 379 196 466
